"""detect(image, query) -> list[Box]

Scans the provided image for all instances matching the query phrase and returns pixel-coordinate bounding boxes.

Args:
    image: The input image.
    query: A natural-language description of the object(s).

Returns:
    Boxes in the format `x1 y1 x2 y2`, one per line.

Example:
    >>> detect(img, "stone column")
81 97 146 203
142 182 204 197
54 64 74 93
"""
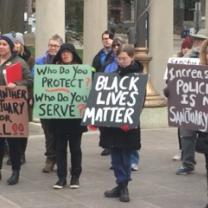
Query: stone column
83 0 108 64
149 0 173 95
205 0 208 31
35 0 65 57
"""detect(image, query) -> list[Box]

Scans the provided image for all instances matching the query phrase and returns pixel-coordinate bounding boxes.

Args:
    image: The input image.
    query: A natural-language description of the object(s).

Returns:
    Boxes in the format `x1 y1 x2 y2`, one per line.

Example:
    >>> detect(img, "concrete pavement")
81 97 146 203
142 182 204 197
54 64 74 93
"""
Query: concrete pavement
0 123 207 208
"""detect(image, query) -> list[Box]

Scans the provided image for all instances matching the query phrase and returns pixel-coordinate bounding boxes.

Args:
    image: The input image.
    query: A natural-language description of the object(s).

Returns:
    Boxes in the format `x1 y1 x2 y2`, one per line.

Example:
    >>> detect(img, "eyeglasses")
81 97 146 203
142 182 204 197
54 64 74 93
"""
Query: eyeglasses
112 43 121 48
48 44 60 48
102 37 110 41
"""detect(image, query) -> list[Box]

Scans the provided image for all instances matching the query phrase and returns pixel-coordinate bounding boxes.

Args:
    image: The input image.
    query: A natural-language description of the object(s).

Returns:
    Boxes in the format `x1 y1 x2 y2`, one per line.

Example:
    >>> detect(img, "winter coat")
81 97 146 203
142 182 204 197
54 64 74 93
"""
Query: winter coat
92 49 113 72
0 54 33 88
99 60 144 150
50 43 87 135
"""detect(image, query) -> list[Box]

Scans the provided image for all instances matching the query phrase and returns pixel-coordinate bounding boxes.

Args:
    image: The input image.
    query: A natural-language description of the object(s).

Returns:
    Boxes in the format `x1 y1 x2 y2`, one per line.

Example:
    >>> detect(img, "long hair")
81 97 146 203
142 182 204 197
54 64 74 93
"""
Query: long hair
200 39 208 65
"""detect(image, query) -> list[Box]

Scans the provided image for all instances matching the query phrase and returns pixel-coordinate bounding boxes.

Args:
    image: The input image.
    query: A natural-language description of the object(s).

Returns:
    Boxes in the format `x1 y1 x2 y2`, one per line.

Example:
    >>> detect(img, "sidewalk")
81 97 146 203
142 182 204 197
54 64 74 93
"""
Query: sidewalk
0 123 207 208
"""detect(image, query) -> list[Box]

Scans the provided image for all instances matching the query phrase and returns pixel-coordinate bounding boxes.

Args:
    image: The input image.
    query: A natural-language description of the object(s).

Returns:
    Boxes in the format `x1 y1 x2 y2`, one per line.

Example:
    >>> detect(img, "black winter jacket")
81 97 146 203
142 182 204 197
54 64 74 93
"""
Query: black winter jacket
99 61 144 150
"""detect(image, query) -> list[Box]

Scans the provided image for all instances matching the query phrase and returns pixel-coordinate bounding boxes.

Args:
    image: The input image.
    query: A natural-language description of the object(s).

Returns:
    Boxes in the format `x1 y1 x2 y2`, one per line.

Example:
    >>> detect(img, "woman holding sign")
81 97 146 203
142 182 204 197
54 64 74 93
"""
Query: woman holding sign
0 34 32 185
198 39 208 208
101 37 140 171
100 45 144 202
51 43 87 189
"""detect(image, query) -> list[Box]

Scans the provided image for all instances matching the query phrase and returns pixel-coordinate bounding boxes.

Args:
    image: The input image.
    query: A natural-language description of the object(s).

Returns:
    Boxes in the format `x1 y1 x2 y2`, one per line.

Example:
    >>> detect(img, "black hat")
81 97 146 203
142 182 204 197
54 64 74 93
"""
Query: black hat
0 34 15 52
53 43 82 64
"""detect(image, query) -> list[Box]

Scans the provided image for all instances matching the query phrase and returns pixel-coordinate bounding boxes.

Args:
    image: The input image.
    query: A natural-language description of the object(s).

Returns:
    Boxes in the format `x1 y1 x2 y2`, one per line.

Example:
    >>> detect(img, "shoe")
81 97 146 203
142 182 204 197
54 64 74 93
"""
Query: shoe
176 166 194 175
53 179 66 189
131 164 139 171
204 204 208 208
104 186 120 198
101 148 110 156
172 150 182 161
119 182 130 202
42 159 55 173
7 170 19 185
70 176 80 189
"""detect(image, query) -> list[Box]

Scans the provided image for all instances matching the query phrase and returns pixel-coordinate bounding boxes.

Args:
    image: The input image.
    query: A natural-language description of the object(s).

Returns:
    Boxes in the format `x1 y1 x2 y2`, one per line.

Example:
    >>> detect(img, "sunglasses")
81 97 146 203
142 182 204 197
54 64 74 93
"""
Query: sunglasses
112 43 121 48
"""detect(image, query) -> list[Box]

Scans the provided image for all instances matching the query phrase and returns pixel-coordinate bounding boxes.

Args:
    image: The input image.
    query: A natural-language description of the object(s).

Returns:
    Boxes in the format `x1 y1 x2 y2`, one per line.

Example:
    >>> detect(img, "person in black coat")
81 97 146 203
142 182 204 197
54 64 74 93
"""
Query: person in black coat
0 34 33 185
51 43 87 189
92 30 114 156
100 45 144 202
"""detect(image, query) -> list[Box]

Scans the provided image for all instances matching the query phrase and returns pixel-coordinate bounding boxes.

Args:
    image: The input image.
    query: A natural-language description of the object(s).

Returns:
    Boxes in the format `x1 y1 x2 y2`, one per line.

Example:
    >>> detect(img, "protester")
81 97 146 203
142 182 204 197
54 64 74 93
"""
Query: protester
100 37 140 171
51 43 87 189
170 29 208 175
0 34 33 185
92 30 114 156
198 39 208 208
6 32 35 166
172 36 193 161
34 34 63 173
100 44 143 202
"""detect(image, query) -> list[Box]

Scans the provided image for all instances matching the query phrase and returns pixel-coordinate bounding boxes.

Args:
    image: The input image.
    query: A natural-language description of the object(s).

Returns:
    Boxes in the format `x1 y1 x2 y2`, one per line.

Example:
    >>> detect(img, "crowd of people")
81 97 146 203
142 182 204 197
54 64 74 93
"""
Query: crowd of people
0 28 208 206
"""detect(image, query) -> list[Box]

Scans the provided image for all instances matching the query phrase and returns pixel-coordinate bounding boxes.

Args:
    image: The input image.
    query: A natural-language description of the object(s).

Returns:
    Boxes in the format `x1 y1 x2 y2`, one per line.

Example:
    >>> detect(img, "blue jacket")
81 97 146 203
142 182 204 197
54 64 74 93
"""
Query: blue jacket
32 52 54 76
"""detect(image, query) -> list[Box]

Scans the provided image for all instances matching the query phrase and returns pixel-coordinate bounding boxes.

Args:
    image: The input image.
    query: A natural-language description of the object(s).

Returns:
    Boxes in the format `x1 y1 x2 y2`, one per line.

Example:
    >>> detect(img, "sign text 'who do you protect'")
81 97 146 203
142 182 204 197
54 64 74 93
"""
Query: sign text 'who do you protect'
33 64 92 119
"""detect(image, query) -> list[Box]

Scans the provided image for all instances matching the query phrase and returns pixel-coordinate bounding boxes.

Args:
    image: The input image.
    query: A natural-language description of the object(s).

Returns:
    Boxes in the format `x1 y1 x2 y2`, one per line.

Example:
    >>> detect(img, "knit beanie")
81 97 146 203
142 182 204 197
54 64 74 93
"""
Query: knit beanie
181 36 193 49
0 34 15 51
15 32 24 45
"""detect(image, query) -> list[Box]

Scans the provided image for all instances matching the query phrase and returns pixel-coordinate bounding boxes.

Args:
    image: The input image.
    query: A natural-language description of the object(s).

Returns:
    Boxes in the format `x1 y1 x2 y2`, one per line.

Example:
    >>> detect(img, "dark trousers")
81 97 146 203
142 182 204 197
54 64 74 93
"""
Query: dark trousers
21 138 27 155
177 128 182 150
0 138 23 170
111 148 132 184
41 119 56 160
56 133 82 180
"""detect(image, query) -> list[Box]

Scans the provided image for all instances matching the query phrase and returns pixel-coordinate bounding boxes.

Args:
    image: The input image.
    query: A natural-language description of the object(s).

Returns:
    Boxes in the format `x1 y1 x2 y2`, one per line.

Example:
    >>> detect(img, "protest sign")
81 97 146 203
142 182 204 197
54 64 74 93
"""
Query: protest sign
167 63 208 132
82 73 148 128
0 86 28 137
164 57 200 80
33 64 92 119
168 57 200 65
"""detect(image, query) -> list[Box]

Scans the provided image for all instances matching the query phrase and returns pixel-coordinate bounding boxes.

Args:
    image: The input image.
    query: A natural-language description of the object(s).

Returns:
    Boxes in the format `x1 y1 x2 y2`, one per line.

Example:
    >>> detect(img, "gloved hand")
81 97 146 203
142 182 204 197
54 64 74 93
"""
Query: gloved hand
88 125 97 131
120 124 130 132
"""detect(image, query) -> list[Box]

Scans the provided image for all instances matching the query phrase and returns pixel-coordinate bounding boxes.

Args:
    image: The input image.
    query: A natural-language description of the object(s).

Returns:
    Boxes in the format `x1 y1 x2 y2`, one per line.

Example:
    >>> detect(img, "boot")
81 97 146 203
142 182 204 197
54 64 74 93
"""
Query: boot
7 170 19 185
104 186 120 198
119 182 130 202
42 158 55 173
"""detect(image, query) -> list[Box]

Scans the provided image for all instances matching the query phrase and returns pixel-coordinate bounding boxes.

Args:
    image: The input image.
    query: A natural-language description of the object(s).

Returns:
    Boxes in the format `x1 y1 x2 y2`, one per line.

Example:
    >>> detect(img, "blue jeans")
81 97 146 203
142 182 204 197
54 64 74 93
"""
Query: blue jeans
111 148 132 184
130 150 139 165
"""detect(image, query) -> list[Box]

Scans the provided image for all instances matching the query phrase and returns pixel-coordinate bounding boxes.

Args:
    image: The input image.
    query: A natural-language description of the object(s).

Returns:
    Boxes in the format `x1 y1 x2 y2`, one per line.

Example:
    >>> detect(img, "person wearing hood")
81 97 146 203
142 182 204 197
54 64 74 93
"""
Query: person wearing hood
100 44 144 202
0 34 33 185
51 43 87 190
34 34 63 173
